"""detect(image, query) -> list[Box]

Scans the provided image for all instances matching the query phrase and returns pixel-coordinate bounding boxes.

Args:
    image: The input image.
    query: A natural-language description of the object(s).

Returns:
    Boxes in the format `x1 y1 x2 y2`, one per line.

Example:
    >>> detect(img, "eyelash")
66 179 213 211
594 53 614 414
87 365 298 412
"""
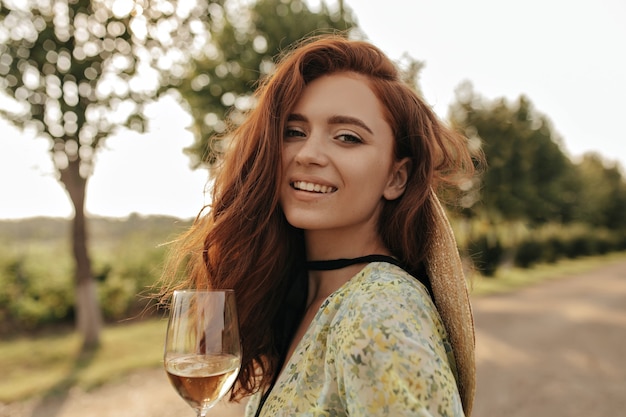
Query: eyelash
285 128 305 138
284 128 363 144
336 133 362 144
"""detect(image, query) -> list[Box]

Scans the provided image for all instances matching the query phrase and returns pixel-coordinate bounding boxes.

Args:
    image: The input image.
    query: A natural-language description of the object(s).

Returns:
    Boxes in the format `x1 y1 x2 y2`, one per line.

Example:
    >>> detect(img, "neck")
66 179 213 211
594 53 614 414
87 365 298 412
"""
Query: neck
304 228 389 261
305 265 364 308
302 226 390 305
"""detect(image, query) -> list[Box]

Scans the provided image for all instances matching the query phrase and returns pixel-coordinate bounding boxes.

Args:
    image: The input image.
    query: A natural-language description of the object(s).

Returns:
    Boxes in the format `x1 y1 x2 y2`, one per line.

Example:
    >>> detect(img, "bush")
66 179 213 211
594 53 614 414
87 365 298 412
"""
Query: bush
543 236 566 263
0 216 182 335
456 220 626 276
513 238 543 268
467 234 504 277
0 248 74 332
565 234 594 258
96 234 167 320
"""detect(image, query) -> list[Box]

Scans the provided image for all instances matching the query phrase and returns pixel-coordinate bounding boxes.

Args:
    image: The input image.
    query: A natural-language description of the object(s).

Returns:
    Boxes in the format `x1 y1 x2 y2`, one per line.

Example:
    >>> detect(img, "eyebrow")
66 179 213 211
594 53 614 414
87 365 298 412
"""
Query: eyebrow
287 113 373 135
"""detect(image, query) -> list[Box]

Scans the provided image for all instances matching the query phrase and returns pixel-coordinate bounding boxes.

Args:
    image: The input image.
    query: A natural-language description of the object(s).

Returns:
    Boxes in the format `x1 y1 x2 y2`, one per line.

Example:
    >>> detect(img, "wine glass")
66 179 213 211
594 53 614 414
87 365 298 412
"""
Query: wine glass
164 290 241 417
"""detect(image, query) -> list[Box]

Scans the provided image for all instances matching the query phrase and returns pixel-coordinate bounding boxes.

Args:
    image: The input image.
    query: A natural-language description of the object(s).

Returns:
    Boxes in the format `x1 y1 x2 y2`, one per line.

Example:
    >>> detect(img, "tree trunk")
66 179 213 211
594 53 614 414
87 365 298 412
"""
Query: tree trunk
59 158 103 351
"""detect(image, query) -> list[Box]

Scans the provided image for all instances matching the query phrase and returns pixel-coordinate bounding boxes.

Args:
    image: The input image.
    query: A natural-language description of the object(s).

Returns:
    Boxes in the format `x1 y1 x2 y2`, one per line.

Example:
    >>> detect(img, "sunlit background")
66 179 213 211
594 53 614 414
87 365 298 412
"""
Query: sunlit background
2 0 624 220
1 2 625 415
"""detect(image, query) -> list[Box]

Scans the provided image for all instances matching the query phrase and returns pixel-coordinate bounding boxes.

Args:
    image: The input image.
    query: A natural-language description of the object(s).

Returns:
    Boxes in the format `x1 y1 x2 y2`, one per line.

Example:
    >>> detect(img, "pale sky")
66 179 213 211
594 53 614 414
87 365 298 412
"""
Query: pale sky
1 0 625 220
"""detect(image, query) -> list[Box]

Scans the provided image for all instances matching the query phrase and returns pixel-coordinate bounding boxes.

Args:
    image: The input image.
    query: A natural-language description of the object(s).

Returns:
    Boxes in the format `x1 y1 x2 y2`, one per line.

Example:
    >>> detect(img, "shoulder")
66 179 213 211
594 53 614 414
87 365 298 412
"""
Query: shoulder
326 262 463 415
329 261 446 347
339 262 434 320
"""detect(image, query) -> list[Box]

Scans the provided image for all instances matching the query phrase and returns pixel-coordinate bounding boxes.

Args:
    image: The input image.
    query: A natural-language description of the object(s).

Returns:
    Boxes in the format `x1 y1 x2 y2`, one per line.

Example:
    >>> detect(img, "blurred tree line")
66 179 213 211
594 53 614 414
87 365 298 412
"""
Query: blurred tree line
450 81 626 229
449 82 626 275
1 0 625 337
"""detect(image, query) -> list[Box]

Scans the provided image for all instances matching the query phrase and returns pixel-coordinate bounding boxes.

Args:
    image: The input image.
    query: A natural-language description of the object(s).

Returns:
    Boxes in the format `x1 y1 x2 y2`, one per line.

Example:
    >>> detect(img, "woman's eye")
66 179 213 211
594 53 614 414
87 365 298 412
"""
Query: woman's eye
284 128 306 138
336 133 362 144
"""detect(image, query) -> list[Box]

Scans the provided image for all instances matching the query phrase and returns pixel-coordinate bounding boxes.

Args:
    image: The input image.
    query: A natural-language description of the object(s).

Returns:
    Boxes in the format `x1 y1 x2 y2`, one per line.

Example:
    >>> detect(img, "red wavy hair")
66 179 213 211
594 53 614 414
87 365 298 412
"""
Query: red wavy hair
160 34 476 400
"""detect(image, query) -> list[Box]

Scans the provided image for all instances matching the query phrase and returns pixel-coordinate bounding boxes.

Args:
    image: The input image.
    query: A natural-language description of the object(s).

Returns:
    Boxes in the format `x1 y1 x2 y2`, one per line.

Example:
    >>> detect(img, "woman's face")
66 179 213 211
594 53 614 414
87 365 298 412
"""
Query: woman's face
279 72 408 242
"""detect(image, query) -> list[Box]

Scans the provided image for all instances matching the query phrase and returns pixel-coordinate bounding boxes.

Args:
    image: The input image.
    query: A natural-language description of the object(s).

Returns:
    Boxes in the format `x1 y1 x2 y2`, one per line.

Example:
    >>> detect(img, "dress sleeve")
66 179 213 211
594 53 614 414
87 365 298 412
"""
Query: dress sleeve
329 278 465 417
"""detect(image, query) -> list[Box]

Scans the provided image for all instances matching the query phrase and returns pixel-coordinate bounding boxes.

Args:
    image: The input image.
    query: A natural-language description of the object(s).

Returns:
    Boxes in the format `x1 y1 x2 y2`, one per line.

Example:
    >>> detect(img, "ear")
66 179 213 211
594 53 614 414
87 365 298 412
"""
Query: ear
383 157 411 201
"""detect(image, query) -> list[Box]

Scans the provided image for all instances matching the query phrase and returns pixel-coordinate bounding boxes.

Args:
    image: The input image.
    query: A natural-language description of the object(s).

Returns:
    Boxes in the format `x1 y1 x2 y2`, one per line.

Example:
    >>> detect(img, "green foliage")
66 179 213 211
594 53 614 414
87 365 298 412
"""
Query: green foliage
0 244 74 332
467 234 504 277
0 0 162 171
96 233 169 319
450 82 581 224
572 153 626 229
0 215 188 335
451 214 626 277
176 0 358 168
513 238 543 268
449 83 626 231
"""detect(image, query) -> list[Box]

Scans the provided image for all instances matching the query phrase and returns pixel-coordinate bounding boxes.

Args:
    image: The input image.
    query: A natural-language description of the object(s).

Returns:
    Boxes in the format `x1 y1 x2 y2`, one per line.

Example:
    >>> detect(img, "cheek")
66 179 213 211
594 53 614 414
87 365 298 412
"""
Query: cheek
278 170 288 196
280 146 296 169
351 159 392 187
280 161 290 191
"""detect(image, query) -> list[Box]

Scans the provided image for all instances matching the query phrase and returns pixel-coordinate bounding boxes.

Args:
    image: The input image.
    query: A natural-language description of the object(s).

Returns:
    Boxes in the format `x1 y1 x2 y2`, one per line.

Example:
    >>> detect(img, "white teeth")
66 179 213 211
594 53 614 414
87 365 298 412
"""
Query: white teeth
293 181 336 193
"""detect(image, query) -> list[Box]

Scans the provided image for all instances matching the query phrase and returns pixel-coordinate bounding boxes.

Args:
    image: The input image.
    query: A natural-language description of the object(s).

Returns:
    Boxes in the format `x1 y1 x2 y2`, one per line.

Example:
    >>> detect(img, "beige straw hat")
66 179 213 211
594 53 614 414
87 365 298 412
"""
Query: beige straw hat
425 191 476 416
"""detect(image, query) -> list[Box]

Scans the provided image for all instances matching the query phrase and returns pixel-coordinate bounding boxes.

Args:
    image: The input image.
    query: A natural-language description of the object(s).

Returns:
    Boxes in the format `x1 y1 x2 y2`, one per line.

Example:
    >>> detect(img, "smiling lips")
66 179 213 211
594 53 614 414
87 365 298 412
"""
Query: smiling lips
292 181 337 194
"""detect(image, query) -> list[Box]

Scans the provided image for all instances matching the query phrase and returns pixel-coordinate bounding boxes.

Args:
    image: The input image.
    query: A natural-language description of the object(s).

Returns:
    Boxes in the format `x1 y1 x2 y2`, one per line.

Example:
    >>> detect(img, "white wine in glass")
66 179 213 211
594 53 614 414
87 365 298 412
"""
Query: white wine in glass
164 290 241 417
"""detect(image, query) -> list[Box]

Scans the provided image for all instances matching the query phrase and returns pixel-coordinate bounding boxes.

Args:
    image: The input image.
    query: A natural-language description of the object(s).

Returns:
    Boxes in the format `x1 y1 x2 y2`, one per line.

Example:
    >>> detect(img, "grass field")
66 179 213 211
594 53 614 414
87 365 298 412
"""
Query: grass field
470 251 626 295
1 251 625 404
0 318 168 403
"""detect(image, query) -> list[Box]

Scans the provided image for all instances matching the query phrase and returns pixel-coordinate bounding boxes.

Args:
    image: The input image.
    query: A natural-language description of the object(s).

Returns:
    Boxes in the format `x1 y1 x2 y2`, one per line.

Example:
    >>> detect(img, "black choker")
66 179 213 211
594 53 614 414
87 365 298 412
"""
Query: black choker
306 254 402 271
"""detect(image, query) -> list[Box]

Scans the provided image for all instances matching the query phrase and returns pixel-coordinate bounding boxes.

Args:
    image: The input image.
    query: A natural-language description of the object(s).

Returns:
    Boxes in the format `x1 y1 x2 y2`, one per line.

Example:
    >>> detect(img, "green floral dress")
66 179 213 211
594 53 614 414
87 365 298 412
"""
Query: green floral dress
246 262 464 417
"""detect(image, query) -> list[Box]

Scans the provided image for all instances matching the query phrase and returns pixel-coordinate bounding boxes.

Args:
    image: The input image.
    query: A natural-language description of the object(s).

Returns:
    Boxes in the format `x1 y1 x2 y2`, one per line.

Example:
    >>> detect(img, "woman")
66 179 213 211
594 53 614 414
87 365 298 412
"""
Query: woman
161 35 478 416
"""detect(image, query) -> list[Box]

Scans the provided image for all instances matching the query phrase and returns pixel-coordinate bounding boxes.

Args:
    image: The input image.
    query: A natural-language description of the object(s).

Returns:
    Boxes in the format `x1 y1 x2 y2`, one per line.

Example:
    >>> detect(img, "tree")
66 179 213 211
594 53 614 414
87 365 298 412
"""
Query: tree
0 0 186 349
574 153 626 229
449 82 579 223
175 0 358 168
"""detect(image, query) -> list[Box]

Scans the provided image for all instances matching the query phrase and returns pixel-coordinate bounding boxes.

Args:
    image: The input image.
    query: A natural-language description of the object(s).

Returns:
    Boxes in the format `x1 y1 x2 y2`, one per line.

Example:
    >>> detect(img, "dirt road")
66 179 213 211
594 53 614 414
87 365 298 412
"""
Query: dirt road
3 260 625 417
472 259 626 417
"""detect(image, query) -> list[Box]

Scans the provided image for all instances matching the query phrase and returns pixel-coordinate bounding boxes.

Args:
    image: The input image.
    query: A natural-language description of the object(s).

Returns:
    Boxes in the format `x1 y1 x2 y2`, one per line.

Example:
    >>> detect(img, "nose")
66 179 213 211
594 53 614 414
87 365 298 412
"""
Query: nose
293 132 328 166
